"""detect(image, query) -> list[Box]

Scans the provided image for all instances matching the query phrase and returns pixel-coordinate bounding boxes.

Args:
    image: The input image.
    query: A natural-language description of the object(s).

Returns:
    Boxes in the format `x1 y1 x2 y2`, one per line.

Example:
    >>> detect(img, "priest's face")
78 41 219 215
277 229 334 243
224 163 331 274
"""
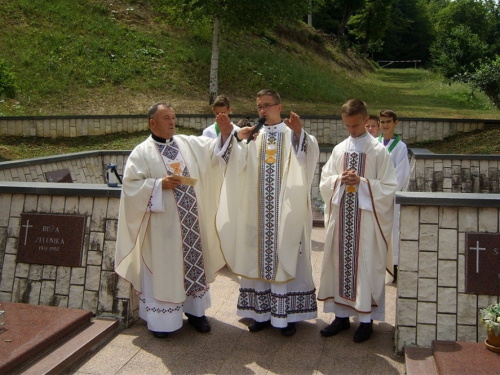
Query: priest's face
150 105 176 140
256 95 282 124
342 113 368 138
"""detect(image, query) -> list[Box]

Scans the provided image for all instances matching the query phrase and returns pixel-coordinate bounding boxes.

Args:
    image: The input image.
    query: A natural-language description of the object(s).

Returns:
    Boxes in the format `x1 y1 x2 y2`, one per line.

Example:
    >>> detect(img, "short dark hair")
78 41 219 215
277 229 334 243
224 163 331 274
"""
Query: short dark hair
211 95 230 108
379 109 398 121
236 118 251 128
148 102 173 119
256 89 281 104
341 99 367 118
368 114 379 122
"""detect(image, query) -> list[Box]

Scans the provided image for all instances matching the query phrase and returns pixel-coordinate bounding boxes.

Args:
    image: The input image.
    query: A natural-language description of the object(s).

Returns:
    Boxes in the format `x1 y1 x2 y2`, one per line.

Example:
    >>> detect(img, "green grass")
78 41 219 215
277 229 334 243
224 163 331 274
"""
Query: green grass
0 126 200 162
1 0 499 119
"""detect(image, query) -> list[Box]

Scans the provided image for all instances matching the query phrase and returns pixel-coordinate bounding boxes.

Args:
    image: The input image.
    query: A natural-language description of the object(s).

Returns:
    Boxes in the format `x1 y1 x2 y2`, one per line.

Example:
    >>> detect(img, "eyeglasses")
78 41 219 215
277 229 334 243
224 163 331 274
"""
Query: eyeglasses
256 103 279 111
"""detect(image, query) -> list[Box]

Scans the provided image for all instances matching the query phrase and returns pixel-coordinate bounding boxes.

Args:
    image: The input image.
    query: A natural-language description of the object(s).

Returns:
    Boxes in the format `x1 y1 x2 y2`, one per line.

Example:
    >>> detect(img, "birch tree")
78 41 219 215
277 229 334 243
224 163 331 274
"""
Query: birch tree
153 0 309 104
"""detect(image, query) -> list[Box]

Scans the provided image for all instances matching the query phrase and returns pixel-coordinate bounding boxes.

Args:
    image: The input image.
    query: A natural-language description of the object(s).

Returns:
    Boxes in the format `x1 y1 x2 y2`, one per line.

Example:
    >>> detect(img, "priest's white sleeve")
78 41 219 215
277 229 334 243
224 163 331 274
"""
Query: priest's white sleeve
214 131 236 165
148 179 165 212
291 128 307 166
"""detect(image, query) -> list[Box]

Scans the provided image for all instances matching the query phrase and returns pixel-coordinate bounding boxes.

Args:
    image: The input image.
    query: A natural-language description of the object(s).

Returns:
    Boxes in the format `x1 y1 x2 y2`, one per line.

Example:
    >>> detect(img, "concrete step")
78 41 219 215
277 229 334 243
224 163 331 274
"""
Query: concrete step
405 340 500 375
17 317 119 375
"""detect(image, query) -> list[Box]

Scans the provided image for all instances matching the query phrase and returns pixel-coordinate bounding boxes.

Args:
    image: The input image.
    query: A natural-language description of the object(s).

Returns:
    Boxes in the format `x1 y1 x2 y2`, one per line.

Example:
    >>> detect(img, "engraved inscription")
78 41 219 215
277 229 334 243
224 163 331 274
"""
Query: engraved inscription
17 213 86 267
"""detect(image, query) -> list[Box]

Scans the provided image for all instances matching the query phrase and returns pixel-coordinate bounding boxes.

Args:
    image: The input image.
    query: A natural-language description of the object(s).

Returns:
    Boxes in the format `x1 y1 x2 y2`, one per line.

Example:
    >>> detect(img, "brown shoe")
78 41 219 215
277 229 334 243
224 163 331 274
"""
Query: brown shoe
320 317 350 337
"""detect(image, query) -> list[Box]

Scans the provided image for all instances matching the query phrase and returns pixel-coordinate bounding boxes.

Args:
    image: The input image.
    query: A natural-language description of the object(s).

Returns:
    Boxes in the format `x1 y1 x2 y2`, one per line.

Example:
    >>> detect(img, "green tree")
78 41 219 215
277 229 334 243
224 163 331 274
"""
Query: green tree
153 0 310 104
463 56 500 108
347 0 393 55
430 25 489 78
374 0 434 65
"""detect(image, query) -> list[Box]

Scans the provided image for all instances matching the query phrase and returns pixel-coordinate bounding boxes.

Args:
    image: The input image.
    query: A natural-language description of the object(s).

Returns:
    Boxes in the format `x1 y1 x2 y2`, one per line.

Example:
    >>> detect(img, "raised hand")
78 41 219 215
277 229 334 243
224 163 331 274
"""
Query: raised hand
284 111 302 139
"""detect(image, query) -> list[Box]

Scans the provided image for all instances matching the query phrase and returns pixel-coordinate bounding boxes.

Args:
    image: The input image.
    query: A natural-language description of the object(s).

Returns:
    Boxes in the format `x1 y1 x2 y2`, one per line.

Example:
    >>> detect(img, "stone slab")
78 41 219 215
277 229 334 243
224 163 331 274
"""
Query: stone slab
465 233 500 295
45 169 73 183
17 213 86 267
0 301 92 374
432 340 500 375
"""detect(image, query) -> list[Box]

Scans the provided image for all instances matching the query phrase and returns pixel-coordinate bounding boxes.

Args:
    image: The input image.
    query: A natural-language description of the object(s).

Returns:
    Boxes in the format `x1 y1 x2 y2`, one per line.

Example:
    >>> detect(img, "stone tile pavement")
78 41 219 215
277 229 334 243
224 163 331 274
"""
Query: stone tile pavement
67 228 405 375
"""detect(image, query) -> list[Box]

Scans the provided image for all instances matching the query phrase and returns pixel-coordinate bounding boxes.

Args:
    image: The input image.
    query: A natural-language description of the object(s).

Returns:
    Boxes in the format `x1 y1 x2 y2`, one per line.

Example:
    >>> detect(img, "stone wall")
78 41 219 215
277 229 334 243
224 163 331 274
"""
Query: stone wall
0 184 138 326
0 114 495 145
408 149 500 193
395 192 500 353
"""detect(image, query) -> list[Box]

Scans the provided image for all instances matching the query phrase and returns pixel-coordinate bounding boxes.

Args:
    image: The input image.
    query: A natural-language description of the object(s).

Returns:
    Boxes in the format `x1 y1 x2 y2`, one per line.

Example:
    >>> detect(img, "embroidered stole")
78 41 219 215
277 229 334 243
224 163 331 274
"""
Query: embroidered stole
156 139 207 295
378 134 400 154
258 131 283 280
338 151 366 301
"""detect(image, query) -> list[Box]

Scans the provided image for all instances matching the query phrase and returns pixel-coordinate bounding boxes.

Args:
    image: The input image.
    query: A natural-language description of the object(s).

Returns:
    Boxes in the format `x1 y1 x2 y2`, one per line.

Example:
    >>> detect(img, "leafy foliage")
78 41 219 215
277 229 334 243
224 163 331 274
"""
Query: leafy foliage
461 56 500 108
480 302 500 336
431 25 489 78
0 59 18 99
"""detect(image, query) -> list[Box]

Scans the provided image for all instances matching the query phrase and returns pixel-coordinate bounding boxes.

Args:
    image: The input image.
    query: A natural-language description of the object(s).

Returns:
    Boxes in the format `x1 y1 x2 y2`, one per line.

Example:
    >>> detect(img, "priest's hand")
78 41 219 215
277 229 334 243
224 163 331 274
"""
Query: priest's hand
216 113 233 144
284 111 302 139
162 175 182 189
236 126 256 142
341 169 360 185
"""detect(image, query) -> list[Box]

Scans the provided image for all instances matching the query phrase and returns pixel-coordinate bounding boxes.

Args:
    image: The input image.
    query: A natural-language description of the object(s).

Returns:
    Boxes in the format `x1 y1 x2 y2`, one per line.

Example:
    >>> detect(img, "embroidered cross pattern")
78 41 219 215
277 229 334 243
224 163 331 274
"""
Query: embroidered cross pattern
338 151 365 301
163 140 207 296
259 132 283 280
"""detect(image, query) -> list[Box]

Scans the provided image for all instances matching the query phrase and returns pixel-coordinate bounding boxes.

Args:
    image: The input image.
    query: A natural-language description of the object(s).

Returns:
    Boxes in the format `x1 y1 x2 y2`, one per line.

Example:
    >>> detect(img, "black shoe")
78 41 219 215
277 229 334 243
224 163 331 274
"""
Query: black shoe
185 313 211 333
393 265 398 283
320 317 350 337
281 323 296 337
353 321 373 343
248 319 271 332
151 331 169 339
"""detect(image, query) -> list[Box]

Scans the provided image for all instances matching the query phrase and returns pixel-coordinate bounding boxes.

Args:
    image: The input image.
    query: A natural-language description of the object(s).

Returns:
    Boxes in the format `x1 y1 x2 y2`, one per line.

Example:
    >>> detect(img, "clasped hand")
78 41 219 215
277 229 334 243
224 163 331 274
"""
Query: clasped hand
341 169 360 186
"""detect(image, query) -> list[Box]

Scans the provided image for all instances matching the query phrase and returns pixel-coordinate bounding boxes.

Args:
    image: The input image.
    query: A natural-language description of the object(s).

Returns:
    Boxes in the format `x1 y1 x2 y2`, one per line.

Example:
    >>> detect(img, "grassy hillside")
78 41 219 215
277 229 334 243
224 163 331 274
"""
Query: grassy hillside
1 0 499 119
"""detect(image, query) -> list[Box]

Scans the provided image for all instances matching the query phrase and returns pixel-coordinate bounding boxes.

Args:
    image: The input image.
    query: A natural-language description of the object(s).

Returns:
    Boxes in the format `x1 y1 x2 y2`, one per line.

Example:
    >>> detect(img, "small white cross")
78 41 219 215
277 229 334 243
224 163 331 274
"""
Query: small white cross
22 220 33 246
469 240 486 273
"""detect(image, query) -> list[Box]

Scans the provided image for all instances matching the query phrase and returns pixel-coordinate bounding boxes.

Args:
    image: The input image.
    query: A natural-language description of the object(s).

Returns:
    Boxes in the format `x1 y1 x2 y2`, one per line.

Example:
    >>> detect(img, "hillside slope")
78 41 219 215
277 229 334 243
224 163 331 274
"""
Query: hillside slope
0 0 376 116
0 0 498 120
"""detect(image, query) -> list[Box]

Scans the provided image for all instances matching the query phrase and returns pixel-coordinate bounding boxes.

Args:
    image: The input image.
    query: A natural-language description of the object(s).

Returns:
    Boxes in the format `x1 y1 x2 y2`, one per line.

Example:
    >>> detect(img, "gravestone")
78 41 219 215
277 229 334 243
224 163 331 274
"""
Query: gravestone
17 213 86 267
465 233 500 295
45 169 73 183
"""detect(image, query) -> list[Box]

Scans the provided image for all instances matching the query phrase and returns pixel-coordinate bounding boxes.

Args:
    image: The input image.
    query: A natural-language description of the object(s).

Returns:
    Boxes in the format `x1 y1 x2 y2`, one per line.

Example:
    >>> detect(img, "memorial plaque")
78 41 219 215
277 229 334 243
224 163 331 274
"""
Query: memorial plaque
17 213 86 267
45 169 73 183
465 233 500 295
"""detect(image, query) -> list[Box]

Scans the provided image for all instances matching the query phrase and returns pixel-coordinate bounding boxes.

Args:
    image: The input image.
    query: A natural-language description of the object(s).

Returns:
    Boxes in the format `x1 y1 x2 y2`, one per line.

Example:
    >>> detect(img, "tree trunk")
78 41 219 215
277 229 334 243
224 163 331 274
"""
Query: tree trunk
337 9 353 39
209 16 220 105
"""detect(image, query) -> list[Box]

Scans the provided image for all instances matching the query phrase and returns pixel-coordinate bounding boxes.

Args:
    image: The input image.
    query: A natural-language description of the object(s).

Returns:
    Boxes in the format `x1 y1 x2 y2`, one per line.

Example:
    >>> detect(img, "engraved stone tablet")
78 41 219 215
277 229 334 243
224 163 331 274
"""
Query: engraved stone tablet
17 213 85 267
465 233 500 295
45 169 73 183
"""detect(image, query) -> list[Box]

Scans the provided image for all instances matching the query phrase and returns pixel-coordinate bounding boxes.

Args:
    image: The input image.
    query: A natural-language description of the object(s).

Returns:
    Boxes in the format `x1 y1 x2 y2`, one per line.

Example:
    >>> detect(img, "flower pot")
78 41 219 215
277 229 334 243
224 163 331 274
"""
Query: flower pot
486 326 500 348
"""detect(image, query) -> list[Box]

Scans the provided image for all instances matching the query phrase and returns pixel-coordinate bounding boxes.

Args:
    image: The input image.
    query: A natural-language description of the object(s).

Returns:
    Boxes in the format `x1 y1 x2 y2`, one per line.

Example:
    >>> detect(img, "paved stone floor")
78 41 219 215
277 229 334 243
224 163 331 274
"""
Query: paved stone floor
68 228 405 375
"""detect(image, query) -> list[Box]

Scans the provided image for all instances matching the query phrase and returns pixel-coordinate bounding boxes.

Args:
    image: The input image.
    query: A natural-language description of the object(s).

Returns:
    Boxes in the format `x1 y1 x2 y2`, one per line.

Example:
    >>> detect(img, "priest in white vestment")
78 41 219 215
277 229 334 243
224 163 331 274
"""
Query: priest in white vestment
115 103 225 338
318 99 397 343
378 110 411 281
215 89 319 337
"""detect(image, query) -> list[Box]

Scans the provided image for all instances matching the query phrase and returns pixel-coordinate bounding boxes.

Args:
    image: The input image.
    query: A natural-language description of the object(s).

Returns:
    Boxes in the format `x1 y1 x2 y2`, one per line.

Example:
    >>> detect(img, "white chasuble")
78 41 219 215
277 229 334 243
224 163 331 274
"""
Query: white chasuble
318 134 397 319
216 123 319 326
115 135 225 309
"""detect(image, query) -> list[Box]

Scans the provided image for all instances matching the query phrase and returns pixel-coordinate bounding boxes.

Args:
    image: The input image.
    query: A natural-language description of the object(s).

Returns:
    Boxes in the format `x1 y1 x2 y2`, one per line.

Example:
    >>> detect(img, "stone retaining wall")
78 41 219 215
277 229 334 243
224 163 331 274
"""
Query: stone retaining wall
408 149 500 193
395 192 500 353
1 114 495 145
0 184 137 325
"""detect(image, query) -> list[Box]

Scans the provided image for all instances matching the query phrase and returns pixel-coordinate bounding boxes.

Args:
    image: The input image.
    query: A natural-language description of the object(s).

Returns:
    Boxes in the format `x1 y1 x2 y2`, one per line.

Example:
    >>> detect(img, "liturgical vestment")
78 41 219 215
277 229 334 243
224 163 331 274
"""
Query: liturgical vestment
318 133 397 321
216 123 319 327
115 135 225 332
